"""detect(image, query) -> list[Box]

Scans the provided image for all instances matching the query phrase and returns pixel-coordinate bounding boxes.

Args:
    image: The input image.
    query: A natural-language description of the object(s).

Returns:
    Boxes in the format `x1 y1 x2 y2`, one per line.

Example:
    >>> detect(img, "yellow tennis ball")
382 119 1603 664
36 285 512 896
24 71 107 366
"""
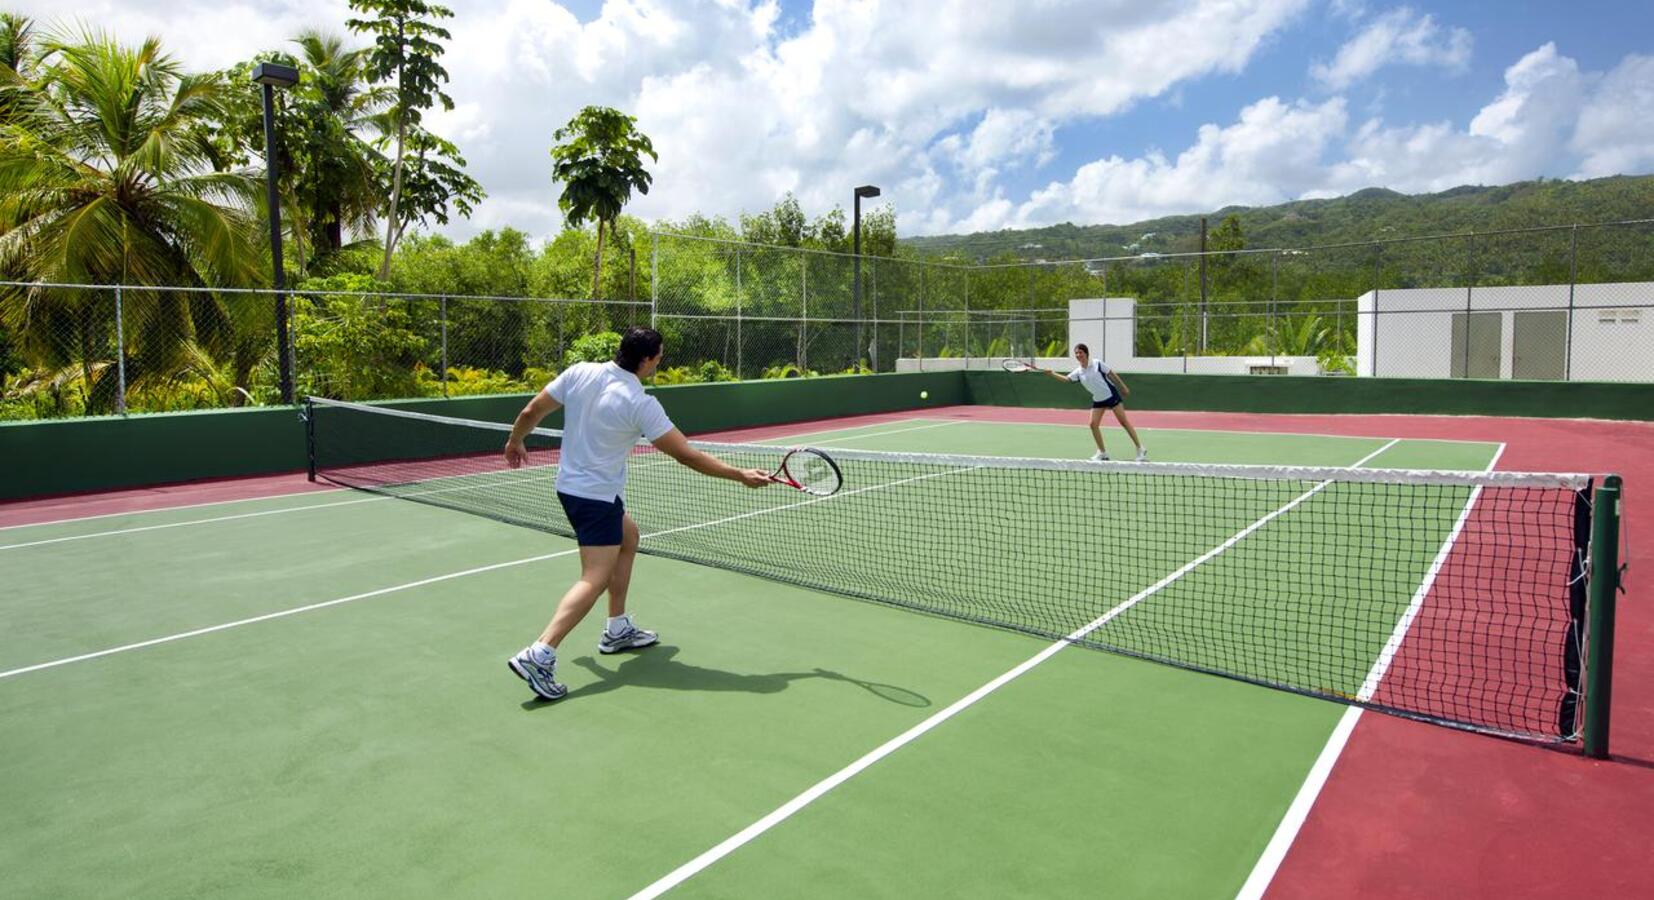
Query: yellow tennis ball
920 390 929 400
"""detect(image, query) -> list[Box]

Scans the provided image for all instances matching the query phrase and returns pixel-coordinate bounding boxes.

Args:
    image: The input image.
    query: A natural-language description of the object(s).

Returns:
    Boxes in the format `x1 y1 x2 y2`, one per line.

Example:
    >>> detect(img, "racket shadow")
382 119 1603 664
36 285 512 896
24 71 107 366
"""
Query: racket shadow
522 646 931 709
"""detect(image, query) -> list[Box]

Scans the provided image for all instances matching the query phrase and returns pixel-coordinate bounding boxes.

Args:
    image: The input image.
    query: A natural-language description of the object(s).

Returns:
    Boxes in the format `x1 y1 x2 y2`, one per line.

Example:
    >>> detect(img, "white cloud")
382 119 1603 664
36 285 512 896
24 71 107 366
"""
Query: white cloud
1571 54 1654 179
992 41 1649 233
9 1 1652 244
1311 6 1472 89
1014 97 1349 226
4 0 1315 240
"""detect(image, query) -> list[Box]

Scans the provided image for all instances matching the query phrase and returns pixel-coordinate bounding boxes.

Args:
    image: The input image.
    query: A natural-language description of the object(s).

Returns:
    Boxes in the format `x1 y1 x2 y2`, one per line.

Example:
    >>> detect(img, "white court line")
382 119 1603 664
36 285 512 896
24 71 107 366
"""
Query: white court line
1232 442 1504 900
0 485 347 533
0 419 940 550
627 438 1401 900
761 419 961 445
923 417 1501 446
0 457 969 682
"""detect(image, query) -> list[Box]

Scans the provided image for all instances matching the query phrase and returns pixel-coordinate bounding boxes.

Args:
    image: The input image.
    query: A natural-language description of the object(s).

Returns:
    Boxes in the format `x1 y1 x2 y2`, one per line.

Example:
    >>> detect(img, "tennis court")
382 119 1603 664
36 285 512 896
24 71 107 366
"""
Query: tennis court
0 409 1621 897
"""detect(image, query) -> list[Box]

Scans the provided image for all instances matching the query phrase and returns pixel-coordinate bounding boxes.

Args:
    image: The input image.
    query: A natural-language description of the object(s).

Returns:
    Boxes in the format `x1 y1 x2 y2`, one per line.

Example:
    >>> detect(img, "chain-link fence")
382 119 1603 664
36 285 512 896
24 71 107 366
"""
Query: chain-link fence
3 220 1651 420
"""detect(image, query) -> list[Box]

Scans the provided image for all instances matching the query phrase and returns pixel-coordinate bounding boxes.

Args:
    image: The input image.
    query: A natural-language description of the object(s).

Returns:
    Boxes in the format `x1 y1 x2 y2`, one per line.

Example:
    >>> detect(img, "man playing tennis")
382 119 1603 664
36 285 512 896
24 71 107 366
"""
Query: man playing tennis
1038 343 1146 462
502 327 769 701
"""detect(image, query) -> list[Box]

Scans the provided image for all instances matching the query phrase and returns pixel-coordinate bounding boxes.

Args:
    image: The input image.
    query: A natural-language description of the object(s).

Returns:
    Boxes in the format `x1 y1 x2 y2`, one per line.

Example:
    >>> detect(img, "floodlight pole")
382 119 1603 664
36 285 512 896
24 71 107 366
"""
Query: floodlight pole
853 185 881 369
254 62 300 404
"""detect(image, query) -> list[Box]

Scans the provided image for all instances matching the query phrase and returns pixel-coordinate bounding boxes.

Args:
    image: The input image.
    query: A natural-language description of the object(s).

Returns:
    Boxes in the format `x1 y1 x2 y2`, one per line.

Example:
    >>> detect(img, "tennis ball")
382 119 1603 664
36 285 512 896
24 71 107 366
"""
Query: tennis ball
920 390 929 400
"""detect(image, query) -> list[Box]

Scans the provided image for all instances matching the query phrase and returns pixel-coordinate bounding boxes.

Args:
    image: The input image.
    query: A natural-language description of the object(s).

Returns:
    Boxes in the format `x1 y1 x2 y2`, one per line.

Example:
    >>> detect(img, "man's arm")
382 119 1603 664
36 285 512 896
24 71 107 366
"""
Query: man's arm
651 429 770 487
1107 370 1130 399
504 391 562 468
1044 368 1072 383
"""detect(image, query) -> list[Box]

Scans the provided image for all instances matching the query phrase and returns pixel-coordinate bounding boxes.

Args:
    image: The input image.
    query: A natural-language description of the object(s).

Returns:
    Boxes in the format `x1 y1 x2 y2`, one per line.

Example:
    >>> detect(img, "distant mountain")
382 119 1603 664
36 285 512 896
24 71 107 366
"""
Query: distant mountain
900 175 1654 261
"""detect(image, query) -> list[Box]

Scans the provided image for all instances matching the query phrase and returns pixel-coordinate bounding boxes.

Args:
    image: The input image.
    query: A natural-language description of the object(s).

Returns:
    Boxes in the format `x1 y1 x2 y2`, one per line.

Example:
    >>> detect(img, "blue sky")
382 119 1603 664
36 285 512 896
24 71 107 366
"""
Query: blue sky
27 0 1654 237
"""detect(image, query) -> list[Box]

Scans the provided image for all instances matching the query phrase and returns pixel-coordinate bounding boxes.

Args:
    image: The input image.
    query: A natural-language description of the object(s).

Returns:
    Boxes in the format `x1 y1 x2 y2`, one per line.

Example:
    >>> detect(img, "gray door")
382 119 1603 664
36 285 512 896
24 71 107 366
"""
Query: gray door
1512 310 1567 380
1450 312 1502 378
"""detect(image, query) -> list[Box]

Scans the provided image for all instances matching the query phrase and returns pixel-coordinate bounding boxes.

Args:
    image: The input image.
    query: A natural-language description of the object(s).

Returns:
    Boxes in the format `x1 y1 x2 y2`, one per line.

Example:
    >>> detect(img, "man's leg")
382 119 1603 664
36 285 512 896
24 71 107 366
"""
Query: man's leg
599 514 659 653
509 544 620 700
606 514 640 618
1088 407 1108 453
539 545 621 648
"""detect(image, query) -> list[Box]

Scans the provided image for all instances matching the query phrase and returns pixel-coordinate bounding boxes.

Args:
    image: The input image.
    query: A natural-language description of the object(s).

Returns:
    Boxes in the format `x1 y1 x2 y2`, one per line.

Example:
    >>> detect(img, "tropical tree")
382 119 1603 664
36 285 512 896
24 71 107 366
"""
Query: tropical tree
289 30 390 257
367 116 482 263
0 26 264 412
549 105 656 300
346 0 455 277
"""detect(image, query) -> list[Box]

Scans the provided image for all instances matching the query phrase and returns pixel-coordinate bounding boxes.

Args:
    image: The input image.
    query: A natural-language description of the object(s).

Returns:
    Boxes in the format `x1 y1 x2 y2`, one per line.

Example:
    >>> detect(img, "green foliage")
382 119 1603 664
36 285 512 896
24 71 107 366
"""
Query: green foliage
346 0 458 275
761 363 815 379
292 273 432 399
550 105 656 299
564 330 621 367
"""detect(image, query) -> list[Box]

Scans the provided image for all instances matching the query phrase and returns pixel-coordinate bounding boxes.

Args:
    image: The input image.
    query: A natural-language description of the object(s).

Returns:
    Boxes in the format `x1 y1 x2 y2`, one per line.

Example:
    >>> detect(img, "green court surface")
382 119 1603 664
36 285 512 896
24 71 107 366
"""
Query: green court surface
0 418 1499 898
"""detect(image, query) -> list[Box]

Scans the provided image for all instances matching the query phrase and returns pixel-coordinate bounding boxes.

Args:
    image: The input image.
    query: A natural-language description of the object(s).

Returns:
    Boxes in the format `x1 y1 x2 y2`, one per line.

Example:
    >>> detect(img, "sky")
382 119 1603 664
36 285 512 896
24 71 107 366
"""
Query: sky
19 0 1654 239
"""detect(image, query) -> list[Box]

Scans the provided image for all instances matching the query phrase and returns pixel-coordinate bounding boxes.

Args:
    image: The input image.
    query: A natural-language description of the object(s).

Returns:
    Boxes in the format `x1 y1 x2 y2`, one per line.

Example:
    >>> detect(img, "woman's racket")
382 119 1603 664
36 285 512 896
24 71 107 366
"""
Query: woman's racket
765 447 843 497
1001 358 1041 373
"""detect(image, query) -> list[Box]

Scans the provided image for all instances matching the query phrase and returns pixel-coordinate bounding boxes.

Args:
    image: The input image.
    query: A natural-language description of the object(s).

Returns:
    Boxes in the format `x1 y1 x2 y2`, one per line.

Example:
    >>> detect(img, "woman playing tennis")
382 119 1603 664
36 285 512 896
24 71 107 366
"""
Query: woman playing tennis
1024 343 1146 461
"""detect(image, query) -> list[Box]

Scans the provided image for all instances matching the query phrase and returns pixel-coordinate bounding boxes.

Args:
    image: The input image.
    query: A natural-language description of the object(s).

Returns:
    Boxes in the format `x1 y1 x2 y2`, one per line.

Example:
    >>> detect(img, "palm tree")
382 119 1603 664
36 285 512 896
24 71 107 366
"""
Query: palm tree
290 30 388 257
0 26 264 412
550 106 656 300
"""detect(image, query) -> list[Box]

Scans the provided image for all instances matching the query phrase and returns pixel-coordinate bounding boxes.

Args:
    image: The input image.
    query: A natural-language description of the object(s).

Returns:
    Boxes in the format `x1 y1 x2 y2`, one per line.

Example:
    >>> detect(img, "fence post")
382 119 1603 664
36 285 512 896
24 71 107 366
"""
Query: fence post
439 294 449 398
1566 225 1578 381
918 263 926 371
1462 231 1478 379
1270 254 1279 370
799 253 808 373
114 286 127 416
1100 262 1108 366
649 232 658 328
868 261 878 371
964 265 972 370
1372 244 1382 377
735 248 744 380
1583 475 1623 759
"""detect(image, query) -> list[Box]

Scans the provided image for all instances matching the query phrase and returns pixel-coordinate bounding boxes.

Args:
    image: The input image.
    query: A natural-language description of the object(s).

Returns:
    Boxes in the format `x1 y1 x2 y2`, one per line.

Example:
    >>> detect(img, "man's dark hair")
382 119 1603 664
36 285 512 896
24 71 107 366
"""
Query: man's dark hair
1074 343 1090 355
615 327 664 372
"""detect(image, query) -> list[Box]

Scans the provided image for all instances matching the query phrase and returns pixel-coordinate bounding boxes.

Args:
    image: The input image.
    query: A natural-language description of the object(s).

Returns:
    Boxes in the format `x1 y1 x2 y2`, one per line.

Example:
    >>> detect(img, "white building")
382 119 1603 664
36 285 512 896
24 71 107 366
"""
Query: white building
1356 282 1652 380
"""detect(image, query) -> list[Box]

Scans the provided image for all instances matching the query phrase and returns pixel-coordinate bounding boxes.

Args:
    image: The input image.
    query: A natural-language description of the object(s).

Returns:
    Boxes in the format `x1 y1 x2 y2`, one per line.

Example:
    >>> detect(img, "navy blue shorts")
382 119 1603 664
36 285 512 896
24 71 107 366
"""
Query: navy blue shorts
1091 395 1121 409
558 492 626 546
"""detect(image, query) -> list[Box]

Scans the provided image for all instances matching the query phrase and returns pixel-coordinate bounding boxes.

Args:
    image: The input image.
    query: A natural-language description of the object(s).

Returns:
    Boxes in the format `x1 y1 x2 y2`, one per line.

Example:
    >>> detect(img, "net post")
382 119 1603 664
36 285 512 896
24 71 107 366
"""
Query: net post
1583 474 1622 759
303 396 317 483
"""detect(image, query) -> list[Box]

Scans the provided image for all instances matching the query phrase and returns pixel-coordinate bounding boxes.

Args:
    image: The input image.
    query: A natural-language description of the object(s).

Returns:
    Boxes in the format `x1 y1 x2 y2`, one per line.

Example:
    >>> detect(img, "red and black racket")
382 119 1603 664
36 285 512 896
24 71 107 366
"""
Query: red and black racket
764 447 843 497
1001 358 1042 373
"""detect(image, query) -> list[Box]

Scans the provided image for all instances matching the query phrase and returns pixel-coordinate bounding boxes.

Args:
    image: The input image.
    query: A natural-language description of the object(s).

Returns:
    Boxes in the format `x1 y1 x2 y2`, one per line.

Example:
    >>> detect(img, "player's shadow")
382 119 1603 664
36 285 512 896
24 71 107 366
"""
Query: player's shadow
520 645 930 708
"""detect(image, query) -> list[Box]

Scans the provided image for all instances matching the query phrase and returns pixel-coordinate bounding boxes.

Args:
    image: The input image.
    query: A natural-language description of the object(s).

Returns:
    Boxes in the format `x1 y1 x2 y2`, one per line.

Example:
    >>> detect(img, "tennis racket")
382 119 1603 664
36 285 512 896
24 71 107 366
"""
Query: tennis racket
764 447 843 496
1001 358 1041 373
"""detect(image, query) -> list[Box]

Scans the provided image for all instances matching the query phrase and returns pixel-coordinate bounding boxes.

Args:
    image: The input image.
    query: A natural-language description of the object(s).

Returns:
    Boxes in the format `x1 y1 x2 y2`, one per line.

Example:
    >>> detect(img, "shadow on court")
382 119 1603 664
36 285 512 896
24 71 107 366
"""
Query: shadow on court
519 645 931 708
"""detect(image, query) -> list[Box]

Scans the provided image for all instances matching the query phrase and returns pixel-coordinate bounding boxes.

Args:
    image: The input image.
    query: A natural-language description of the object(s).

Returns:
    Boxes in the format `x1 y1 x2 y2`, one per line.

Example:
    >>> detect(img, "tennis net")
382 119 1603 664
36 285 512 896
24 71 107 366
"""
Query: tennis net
306 397 1602 742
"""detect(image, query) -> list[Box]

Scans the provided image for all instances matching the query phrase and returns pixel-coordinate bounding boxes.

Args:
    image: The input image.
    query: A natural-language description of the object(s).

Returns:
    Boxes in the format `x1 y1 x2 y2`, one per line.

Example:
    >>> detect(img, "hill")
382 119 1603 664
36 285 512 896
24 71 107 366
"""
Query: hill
900 175 1654 261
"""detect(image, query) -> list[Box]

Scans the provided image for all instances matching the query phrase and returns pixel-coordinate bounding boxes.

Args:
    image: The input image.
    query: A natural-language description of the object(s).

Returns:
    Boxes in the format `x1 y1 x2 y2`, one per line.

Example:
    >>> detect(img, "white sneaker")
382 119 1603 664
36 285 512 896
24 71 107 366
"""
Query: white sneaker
1091 451 1110 462
1135 447 1148 462
599 619 660 654
507 647 567 701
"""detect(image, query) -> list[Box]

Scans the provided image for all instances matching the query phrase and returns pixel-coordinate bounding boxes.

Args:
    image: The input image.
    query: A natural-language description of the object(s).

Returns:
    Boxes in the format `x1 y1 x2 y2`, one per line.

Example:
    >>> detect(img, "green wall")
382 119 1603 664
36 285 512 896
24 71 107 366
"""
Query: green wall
964 371 1654 420
0 371 965 501
3 369 1648 501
